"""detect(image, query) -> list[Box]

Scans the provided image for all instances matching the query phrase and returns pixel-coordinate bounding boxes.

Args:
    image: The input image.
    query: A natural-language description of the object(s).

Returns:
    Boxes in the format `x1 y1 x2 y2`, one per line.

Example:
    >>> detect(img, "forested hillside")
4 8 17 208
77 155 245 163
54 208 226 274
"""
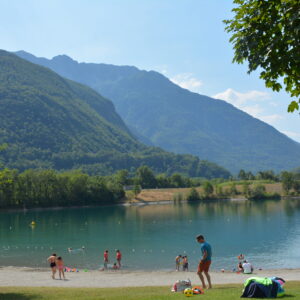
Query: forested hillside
0 51 230 178
17 51 300 173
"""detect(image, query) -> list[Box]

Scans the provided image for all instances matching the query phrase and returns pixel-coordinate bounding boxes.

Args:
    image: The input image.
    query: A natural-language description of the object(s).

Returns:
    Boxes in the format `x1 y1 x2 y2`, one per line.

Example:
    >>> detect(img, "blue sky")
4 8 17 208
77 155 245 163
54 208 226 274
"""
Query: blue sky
1 0 299 141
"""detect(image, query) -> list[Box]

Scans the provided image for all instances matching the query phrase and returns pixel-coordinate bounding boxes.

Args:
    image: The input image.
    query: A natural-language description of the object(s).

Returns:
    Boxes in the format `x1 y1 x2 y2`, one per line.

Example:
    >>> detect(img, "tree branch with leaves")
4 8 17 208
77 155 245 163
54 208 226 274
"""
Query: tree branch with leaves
224 0 300 112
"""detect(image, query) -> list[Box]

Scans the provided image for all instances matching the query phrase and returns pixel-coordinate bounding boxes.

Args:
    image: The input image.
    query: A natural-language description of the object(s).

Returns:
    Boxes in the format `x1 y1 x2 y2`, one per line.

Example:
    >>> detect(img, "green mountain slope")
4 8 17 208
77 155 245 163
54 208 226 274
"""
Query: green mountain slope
0 50 230 178
16 51 300 173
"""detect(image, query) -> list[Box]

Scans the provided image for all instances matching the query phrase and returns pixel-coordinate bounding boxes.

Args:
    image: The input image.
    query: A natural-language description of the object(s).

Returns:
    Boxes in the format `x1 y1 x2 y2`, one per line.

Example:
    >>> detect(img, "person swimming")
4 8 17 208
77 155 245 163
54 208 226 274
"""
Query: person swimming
68 246 85 254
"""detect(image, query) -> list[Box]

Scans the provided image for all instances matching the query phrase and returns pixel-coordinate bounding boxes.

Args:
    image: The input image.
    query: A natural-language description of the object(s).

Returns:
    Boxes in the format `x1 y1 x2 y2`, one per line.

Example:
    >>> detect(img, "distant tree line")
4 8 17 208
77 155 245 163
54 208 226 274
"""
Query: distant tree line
236 169 300 195
0 165 202 209
1 165 299 209
180 169 300 203
0 169 125 209
237 169 279 181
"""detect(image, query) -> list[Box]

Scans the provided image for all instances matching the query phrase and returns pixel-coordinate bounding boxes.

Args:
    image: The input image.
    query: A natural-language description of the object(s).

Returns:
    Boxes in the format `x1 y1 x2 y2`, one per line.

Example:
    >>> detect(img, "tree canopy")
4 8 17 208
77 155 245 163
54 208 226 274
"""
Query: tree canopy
224 0 300 112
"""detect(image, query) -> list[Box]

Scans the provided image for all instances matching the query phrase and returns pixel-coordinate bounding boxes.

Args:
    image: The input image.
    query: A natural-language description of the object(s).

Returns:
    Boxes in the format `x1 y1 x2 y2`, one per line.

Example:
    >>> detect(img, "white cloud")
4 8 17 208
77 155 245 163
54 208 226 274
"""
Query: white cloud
260 114 283 124
281 131 300 142
213 88 271 108
242 105 264 117
213 88 285 125
170 73 203 93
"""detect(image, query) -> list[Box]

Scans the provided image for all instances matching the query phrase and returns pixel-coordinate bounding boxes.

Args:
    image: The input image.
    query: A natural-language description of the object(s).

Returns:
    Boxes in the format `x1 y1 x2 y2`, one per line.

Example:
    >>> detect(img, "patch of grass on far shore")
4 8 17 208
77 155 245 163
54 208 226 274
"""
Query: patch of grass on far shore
0 282 299 300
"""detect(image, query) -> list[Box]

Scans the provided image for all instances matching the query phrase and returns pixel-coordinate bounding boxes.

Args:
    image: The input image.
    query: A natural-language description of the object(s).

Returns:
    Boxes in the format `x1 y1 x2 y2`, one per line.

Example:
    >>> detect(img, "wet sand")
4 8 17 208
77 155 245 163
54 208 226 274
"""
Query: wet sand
0 267 299 288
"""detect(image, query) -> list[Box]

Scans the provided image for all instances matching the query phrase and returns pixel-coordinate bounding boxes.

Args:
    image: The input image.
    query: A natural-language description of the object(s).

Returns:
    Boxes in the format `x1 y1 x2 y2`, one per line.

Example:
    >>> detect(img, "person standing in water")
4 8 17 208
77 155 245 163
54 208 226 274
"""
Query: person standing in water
196 235 212 289
103 250 109 270
47 253 57 279
116 249 122 269
175 255 182 271
182 256 189 271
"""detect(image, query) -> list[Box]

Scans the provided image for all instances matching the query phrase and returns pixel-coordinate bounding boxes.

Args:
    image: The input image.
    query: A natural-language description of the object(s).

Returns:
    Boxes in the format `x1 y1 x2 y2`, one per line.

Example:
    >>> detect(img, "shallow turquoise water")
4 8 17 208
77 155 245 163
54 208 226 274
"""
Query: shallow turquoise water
0 199 299 271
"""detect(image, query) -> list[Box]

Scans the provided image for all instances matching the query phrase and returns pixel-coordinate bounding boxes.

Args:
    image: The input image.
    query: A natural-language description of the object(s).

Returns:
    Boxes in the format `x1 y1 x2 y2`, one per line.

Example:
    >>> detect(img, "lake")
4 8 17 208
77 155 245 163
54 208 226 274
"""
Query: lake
0 199 299 271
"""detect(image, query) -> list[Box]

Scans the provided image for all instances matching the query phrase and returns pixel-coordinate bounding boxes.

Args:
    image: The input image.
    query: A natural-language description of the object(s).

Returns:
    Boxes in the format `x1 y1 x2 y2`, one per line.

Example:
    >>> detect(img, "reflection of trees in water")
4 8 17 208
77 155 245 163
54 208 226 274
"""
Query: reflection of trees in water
125 199 291 223
1 199 298 242
283 198 300 217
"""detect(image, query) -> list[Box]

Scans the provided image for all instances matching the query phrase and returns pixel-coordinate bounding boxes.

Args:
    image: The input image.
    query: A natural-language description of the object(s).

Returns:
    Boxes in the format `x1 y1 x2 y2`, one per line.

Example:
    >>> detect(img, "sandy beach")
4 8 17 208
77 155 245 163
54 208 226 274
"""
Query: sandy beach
0 267 299 288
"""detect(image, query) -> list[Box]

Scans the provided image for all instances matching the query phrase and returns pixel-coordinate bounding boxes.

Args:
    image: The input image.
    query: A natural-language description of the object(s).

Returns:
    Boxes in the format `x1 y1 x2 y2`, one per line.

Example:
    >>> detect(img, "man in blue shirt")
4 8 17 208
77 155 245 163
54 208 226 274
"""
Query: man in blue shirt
196 234 212 289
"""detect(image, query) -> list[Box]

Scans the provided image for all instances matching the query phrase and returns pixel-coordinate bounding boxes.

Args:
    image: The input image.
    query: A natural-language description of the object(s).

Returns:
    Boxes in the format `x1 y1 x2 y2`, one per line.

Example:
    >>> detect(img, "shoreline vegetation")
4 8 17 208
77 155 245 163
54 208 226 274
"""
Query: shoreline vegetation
0 166 299 210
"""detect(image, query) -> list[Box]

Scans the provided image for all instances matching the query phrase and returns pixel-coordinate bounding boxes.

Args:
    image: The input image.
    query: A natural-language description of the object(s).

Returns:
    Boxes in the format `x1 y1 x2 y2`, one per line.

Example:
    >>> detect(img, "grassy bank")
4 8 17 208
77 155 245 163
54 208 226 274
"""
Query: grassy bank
127 182 284 203
0 283 299 300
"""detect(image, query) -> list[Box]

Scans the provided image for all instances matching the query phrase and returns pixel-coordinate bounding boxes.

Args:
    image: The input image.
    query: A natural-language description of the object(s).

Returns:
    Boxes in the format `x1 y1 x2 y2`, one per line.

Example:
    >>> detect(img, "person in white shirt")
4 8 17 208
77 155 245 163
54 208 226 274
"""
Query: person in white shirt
242 260 253 274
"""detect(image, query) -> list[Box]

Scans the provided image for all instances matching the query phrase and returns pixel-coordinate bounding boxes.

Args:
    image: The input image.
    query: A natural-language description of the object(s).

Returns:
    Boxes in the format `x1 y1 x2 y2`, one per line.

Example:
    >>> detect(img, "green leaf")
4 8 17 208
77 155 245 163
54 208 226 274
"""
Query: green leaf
288 101 299 112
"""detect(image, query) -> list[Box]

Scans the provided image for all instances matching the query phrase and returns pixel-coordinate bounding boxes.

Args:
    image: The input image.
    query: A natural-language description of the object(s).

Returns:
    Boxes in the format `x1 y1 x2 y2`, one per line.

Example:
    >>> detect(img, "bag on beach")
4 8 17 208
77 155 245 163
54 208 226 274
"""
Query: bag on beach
171 279 192 292
241 277 285 298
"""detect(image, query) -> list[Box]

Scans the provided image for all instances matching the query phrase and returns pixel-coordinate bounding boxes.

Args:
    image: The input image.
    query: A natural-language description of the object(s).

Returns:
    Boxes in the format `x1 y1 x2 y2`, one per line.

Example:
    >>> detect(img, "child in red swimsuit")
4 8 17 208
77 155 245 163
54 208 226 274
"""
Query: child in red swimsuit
116 250 122 269
56 256 66 280
104 250 109 270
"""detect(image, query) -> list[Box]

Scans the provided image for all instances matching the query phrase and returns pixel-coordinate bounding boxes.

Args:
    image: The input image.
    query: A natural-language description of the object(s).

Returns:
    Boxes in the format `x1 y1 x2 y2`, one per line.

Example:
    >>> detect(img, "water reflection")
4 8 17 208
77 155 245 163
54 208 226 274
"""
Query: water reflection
0 199 299 270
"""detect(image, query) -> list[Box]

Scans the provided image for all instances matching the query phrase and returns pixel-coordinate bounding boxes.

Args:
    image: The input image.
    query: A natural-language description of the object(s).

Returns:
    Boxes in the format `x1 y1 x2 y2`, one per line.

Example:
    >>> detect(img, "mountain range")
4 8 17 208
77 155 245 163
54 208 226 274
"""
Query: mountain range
15 50 300 173
0 50 230 178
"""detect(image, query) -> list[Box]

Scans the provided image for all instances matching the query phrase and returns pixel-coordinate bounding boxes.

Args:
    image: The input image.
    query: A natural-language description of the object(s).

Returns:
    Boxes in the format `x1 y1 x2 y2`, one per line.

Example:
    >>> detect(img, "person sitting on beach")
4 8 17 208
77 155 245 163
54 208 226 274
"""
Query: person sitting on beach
112 263 119 270
242 260 253 274
47 253 57 279
56 256 66 280
175 255 182 271
183 256 189 271
116 249 122 269
237 262 244 272
104 250 109 270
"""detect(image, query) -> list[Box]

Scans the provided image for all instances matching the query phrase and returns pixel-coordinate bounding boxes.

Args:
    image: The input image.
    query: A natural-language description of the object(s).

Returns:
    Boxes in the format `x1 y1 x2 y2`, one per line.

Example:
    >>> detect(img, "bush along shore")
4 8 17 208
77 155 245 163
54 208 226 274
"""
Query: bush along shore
0 166 299 209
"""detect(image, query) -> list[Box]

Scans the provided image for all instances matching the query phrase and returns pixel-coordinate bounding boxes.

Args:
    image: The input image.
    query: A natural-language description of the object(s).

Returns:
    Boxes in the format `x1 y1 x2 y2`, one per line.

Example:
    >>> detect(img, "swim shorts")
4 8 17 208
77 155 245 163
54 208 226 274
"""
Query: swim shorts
198 260 211 273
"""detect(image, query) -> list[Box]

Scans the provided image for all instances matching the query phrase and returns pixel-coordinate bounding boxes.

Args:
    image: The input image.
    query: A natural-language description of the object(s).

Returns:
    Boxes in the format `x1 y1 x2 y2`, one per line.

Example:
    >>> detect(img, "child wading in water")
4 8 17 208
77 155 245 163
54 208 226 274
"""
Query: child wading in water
104 250 109 270
116 249 122 269
56 256 66 280
175 255 182 271
183 256 189 271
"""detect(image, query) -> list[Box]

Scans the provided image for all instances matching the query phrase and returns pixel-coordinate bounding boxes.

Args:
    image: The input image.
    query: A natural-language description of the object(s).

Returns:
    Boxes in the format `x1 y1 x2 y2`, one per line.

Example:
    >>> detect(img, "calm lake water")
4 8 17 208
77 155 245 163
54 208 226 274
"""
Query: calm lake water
0 199 300 271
